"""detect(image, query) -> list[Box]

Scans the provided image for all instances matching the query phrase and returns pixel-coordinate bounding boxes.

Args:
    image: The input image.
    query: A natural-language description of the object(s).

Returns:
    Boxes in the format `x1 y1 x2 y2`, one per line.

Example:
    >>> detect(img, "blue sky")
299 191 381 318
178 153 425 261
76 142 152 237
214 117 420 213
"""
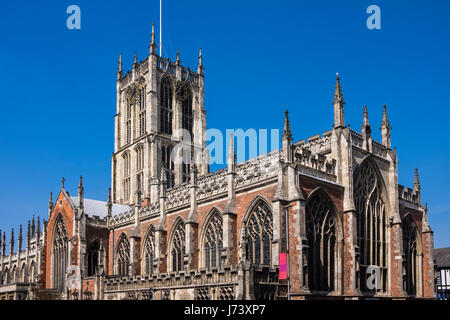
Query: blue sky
0 0 449 250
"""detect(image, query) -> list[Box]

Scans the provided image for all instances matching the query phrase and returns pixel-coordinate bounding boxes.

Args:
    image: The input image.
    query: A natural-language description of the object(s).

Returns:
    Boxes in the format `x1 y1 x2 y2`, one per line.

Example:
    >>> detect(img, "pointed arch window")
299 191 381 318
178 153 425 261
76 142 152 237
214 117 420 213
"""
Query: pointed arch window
402 217 419 296
171 220 185 272
203 210 223 269
116 234 130 276
87 240 100 277
138 86 146 136
354 160 388 293
181 88 193 137
123 152 131 202
306 190 337 292
143 226 155 275
126 99 132 144
245 200 273 266
53 215 69 291
160 77 173 135
161 145 175 188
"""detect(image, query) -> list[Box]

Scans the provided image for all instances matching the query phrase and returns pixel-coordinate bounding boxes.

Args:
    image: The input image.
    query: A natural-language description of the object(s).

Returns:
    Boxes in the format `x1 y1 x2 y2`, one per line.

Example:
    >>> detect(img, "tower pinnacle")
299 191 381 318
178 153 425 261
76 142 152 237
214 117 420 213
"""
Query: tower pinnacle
197 47 203 75
117 53 123 80
133 51 138 68
380 104 392 148
282 110 293 163
150 23 157 55
176 48 181 65
333 73 345 129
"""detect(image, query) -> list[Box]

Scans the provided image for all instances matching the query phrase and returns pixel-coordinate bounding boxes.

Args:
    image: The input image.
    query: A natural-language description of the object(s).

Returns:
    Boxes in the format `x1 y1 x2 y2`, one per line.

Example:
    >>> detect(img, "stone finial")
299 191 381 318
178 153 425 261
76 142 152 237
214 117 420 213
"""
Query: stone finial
117 52 123 80
176 48 181 65
10 228 14 254
414 168 421 205
197 47 203 75
37 217 41 239
31 215 36 235
78 175 84 209
380 104 392 149
334 73 344 104
48 192 53 219
414 168 420 189
282 109 292 140
107 187 112 218
282 110 293 163
333 73 345 129
0 229 2 256
133 51 138 68
227 133 236 173
150 23 157 55
363 106 369 126
27 221 30 247
18 224 23 252
190 163 198 186
361 106 372 150
2 232 6 256
136 174 142 206
61 177 65 189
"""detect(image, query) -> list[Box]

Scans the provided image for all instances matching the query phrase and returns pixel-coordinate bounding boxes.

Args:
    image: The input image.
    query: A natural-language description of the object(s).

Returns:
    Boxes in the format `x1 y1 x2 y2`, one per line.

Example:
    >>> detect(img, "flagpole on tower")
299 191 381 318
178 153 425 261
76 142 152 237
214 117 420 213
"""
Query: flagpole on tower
159 0 162 57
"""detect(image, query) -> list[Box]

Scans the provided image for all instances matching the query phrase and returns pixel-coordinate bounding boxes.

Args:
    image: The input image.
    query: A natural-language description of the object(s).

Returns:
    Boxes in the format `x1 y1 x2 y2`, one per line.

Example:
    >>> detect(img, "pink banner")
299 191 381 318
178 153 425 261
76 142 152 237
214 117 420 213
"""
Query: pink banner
279 253 287 280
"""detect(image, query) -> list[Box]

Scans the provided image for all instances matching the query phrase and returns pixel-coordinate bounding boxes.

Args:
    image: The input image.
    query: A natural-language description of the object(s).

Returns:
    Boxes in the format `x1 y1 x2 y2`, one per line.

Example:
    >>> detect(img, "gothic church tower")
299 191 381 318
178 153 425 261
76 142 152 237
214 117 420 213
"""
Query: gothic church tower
112 24 207 205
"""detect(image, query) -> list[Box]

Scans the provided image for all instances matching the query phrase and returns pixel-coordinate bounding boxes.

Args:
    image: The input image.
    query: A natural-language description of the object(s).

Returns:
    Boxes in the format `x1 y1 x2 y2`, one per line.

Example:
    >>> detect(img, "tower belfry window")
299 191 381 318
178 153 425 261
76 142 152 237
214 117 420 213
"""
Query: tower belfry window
139 86 146 137
160 77 173 135
181 88 193 137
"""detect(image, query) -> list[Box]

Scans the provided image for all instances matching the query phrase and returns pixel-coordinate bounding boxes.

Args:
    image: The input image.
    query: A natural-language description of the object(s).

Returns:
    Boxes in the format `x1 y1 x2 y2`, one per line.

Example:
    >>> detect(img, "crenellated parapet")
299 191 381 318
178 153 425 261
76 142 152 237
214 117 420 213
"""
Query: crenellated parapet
398 184 421 207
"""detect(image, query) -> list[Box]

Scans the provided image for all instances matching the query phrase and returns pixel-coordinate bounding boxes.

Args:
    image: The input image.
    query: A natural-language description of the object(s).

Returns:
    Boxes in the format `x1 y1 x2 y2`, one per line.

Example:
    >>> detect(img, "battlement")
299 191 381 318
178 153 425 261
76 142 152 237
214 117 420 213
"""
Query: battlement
398 184 420 206
119 54 200 88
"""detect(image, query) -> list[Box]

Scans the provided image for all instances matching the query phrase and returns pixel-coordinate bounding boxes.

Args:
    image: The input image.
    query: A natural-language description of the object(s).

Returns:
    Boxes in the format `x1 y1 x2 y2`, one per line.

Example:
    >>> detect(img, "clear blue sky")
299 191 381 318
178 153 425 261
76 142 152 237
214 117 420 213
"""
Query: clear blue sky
0 0 449 250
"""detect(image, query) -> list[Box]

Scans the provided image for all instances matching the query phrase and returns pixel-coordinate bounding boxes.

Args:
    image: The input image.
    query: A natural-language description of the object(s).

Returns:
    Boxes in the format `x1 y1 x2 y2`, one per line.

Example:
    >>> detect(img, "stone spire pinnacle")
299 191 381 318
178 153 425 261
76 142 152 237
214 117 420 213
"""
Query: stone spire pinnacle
150 23 157 55
48 192 53 220
282 110 293 163
2 232 5 256
31 215 36 235
414 168 420 189
37 217 41 239
333 73 345 129
197 47 203 74
363 106 369 126
414 167 421 205
133 51 138 68
107 187 112 218
361 106 372 151
27 221 30 247
227 133 236 173
117 53 123 80
282 109 292 140
380 104 392 148
135 174 142 206
334 73 344 102
176 48 181 65
61 177 65 189
10 228 14 254
78 175 84 209
18 224 23 252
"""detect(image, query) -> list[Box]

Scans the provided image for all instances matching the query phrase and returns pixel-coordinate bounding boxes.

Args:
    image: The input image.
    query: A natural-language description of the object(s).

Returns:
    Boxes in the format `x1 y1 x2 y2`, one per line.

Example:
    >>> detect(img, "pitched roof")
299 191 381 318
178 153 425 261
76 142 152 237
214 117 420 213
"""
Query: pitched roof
434 247 450 268
70 197 131 218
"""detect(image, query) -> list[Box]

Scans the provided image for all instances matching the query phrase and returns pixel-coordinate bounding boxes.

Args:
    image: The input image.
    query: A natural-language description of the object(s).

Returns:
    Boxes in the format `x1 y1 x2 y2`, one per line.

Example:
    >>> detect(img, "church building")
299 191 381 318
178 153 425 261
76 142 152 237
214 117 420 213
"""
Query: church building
0 26 435 300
